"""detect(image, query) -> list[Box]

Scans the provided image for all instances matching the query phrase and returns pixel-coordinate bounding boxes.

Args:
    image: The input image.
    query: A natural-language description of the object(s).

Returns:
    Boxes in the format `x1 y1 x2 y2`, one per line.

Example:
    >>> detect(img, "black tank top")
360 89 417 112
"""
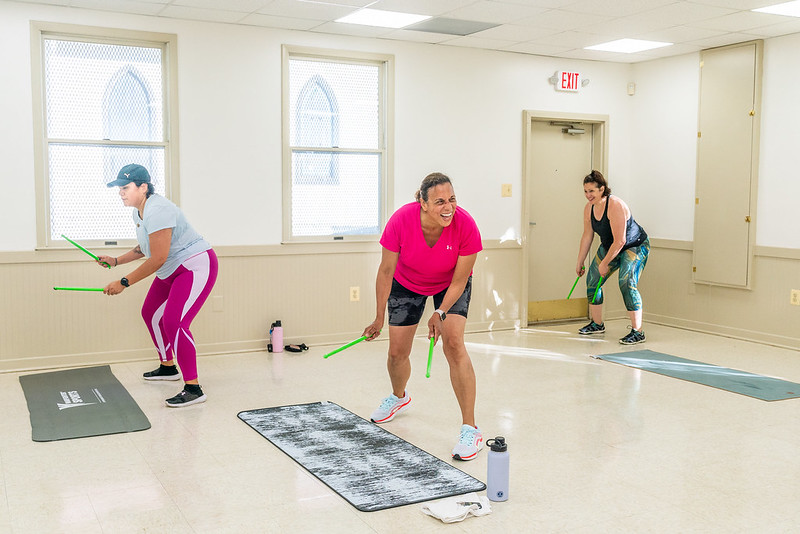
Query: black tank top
591 196 647 251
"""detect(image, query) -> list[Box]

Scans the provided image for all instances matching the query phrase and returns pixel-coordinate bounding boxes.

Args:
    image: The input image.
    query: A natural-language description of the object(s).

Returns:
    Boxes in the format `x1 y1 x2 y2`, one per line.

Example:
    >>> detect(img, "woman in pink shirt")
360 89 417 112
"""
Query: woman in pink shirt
362 172 484 461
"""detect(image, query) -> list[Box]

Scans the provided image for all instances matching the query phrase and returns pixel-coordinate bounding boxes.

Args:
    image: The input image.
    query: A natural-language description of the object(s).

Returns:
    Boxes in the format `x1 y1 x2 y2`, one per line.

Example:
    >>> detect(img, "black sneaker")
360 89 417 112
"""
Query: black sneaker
619 328 646 345
165 388 207 408
143 364 180 381
578 321 605 335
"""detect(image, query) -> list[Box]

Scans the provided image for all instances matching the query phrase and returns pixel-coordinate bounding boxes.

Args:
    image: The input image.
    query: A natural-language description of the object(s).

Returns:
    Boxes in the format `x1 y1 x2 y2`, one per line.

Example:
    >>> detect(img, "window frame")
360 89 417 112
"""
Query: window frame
281 45 394 243
30 22 180 250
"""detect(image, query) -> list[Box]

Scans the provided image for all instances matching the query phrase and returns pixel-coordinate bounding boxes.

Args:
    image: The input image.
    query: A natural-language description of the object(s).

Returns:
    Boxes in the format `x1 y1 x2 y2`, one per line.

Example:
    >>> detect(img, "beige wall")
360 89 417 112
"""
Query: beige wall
643 240 800 350
0 241 521 372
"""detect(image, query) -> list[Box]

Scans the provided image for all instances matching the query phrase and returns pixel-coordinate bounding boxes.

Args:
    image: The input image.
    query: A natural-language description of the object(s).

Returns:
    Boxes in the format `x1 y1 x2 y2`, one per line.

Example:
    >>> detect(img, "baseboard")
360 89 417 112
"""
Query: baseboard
645 313 800 351
1 320 521 374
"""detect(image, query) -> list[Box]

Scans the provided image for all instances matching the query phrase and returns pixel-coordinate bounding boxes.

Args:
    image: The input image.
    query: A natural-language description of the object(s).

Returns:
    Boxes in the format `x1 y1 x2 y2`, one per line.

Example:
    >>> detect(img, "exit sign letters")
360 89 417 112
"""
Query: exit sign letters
555 71 581 92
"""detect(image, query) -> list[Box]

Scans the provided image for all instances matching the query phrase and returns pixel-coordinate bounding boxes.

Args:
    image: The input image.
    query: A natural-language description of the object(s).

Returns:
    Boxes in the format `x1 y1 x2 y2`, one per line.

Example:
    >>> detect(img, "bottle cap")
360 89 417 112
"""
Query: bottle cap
487 436 507 452
273 320 281 327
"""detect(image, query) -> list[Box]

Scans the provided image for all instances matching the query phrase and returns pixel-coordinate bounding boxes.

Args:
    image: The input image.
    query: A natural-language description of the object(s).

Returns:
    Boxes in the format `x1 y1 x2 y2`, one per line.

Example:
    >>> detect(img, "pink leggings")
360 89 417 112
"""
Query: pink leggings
141 249 218 382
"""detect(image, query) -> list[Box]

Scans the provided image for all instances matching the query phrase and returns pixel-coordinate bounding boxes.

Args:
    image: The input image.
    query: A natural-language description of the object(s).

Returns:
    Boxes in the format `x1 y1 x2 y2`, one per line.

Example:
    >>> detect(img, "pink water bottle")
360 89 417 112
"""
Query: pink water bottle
270 320 283 353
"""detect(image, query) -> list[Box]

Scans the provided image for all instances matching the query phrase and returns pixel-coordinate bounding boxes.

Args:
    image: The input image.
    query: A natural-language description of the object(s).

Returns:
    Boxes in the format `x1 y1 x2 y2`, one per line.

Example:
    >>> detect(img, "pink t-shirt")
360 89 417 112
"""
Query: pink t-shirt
380 202 482 295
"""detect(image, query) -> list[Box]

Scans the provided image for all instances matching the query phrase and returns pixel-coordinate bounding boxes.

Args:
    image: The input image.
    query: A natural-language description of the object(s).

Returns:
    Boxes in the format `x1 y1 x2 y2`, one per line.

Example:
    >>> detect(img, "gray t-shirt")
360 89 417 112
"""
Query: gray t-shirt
133 195 210 278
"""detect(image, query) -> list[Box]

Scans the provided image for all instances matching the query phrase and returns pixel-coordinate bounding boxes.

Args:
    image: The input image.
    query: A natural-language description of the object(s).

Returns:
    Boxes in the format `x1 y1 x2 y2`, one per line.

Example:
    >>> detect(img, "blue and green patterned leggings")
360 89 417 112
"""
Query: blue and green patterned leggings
586 237 650 311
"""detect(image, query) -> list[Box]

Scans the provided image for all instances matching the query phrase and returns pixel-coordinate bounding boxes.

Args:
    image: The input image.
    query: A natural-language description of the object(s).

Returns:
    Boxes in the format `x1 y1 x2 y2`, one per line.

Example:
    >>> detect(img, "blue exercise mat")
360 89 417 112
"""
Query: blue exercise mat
595 350 800 401
238 401 485 511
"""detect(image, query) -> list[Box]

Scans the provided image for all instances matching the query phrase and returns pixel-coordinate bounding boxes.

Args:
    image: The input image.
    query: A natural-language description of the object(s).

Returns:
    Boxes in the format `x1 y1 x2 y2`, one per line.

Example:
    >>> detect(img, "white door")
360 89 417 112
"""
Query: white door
525 117 602 323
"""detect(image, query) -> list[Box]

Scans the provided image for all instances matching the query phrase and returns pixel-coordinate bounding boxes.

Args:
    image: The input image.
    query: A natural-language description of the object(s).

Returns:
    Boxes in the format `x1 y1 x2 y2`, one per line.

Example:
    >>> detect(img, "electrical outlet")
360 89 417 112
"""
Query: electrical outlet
501 184 512 197
791 289 800 306
350 286 360 302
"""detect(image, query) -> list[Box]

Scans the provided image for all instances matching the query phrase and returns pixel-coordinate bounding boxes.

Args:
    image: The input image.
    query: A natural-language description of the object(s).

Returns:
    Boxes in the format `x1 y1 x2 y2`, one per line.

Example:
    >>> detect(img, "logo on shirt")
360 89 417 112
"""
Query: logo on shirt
447 245 453 250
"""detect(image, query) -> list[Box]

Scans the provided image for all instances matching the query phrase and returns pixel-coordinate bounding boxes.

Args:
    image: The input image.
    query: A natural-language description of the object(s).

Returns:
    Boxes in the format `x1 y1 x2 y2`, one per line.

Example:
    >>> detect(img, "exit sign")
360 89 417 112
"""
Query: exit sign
555 71 581 92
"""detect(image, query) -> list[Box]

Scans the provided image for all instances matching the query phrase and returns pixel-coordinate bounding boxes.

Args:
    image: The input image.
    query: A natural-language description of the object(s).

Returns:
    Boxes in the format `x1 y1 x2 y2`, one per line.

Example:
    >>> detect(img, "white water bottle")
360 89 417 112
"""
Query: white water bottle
486 436 509 502
270 320 283 353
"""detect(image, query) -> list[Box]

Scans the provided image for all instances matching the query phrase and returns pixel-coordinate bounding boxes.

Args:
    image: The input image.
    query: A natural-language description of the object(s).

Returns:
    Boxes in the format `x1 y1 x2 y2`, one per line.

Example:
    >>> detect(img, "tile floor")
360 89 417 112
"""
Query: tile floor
2 319 800 533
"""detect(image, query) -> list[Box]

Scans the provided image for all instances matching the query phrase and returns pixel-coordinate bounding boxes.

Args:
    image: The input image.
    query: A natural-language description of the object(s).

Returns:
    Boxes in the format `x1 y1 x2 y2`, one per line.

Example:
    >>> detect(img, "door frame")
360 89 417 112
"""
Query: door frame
521 110 609 325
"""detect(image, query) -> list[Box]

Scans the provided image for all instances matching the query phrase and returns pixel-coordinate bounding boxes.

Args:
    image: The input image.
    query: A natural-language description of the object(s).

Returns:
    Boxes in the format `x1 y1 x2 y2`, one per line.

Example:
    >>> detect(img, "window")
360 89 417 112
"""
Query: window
32 24 178 246
283 46 393 241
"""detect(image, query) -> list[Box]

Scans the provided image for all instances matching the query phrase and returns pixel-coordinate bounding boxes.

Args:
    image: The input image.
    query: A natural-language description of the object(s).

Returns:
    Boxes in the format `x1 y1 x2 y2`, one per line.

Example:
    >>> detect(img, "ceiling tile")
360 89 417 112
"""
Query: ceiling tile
472 23 559 41
516 9 614 31
170 0 271 13
688 31 763 48
445 0 548 24
70 0 166 14
744 18 800 37
238 12 321 30
688 11 788 32
256 0 355 21
158 5 249 23
442 34 519 50
560 0 674 18
382 28 458 43
309 21 397 38
369 0 477 17
634 25 725 43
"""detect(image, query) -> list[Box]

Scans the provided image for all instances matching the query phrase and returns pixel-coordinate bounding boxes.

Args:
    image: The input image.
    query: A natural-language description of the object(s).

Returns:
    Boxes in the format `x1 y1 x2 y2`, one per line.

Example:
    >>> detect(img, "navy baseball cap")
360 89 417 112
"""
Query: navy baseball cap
107 164 151 187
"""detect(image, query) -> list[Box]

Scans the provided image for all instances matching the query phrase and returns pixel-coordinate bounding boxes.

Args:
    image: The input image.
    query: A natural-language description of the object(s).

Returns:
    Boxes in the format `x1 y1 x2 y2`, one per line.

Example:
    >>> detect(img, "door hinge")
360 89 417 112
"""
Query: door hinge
693 266 697 272
749 110 755 116
745 215 751 223
697 132 701 138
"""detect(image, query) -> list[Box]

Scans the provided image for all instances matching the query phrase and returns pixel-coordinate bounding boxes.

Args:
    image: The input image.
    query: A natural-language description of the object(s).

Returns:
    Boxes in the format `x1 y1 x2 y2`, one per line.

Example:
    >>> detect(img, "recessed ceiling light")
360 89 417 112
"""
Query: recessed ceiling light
335 8 431 29
585 38 672 53
753 0 800 17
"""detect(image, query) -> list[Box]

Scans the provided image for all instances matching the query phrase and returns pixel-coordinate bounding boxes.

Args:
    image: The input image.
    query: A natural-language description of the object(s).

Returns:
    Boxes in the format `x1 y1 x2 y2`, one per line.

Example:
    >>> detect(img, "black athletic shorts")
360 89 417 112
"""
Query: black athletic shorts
387 276 472 327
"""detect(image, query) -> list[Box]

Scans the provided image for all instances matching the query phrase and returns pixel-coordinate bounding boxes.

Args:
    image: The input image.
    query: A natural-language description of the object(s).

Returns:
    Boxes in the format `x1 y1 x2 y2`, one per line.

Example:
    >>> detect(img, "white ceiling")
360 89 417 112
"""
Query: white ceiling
11 0 800 63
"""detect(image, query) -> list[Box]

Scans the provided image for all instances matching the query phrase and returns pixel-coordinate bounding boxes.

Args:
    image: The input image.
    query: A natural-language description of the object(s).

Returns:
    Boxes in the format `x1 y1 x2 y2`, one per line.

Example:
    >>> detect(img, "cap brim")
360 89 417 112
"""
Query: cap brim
107 178 132 187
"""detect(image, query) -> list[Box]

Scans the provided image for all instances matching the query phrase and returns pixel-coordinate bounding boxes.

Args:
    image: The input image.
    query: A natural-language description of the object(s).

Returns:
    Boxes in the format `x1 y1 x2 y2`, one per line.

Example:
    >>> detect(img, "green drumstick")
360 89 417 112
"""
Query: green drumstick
61 234 110 268
591 276 604 303
426 337 435 378
567 274 581 299
53 287 104 292
323 335 369 359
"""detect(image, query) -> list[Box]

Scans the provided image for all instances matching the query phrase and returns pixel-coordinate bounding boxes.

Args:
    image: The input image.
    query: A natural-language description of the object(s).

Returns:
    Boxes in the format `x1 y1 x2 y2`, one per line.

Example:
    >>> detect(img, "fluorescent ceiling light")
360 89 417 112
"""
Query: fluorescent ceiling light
585 38 672 53
753 1 800 17
336 8 431 29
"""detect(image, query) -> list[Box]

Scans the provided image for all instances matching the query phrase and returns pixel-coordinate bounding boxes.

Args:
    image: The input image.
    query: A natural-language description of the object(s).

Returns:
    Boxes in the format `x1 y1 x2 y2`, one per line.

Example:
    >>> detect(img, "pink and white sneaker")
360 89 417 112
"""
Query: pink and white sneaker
370 392 411 423
452 424 483 461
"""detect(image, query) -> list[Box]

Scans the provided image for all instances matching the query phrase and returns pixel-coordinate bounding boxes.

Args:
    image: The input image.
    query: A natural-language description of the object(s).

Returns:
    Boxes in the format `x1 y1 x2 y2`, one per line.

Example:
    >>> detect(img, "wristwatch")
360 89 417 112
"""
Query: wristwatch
435 309 446 321
120 277 130 287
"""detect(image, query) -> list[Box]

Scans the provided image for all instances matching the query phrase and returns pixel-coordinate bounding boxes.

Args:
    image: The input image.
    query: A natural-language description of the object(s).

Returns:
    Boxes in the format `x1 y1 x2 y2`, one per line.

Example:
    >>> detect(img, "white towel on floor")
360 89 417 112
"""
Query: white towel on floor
420 492 492 523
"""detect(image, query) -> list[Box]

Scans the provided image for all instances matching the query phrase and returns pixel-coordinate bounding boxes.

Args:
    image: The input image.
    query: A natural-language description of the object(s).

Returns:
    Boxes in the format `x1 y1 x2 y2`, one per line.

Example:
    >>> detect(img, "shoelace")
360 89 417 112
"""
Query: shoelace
379 395 400 410
459 428 479 445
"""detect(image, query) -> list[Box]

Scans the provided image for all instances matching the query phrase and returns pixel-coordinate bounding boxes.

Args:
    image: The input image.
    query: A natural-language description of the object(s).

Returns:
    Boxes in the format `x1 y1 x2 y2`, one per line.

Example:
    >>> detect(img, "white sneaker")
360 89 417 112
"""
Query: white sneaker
370 392 411 423
452 424 483 461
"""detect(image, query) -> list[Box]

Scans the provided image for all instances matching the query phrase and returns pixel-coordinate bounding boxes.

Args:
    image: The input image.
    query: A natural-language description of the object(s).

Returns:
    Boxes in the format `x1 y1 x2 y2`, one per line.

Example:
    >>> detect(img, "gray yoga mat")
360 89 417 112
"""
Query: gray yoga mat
238 401 486 512
595 349 800 401
19 365 151 441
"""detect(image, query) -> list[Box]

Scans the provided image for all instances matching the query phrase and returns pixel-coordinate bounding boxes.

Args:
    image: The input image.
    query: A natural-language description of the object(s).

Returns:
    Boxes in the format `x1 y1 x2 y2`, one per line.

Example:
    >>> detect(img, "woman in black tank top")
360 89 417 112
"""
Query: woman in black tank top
574 170 650 345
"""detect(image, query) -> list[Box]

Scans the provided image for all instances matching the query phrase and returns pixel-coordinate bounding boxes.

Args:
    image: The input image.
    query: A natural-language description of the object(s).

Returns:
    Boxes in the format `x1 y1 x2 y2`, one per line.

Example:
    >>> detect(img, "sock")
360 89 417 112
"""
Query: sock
184 383 203 395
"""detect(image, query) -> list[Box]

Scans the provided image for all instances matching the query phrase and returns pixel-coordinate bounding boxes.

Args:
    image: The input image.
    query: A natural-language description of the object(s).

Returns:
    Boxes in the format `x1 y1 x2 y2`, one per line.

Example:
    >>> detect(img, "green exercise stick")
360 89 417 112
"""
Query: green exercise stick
53 287 104 292
591 276 604 303
567 274 581 299
323 335 368 359
426 337 435 378
61 234 110 268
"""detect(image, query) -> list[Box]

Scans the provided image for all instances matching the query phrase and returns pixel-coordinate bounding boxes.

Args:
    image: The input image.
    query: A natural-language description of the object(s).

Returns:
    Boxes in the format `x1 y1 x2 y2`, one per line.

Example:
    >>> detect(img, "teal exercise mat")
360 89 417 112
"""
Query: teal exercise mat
19 365 151 441
238 401 486 512
595 349 800 401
